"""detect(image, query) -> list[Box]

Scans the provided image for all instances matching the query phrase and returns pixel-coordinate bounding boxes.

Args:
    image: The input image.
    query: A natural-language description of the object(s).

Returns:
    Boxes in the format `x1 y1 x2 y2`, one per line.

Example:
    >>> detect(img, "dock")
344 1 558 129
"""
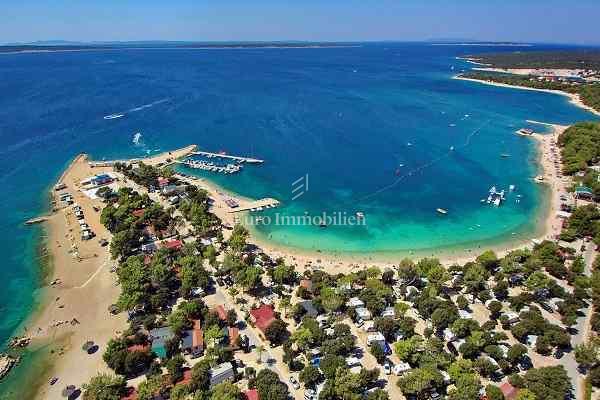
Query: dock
192 151 264 164
229 198 280 213
25 216 49 225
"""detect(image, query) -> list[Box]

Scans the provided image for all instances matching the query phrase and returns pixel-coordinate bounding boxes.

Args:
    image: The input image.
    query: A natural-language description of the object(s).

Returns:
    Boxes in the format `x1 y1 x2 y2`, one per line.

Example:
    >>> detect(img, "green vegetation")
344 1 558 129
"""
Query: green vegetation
82 373 127 400
558 122 600 175
464 50 600 70
461 71 600 113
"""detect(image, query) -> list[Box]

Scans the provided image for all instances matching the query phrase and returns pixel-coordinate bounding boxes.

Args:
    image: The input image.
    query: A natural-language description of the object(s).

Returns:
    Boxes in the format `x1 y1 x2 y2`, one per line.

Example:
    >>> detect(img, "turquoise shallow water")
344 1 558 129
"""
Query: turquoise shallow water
0 44 598 393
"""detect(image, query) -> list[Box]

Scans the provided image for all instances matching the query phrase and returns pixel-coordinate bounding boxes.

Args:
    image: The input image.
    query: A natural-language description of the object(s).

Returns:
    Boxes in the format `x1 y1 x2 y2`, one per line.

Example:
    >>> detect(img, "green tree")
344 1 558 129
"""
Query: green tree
210 382 241 400
82 373 127 400
299 365 323 389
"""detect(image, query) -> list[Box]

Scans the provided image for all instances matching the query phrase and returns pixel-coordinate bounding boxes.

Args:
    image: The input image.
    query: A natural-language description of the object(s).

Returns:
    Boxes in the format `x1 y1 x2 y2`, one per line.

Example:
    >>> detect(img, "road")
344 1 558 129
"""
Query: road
563 243 596 400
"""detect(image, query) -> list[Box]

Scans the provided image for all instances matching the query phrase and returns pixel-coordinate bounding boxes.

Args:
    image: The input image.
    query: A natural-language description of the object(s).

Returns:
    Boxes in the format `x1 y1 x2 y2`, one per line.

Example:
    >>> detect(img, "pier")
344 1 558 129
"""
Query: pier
192 150 264 164
25 216 49 225
229 198 280 213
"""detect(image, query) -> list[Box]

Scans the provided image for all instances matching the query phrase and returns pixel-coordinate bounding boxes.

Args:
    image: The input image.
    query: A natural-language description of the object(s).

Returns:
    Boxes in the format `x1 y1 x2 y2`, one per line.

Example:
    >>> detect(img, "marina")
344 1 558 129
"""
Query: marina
177 159 242 174
191 150 264 164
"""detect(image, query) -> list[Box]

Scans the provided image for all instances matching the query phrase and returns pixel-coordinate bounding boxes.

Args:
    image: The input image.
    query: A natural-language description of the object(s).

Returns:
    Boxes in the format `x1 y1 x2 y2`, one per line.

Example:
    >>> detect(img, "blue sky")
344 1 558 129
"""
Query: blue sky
2 0 600 45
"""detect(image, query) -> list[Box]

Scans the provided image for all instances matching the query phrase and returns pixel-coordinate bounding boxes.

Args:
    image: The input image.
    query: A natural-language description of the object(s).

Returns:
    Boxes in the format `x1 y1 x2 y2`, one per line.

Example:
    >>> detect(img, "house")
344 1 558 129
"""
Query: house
300 279 313 293
91 174 114 186
500 382 519 400
526 335 538 347
127 343 150 353
132 209 146 218
367 332 386 349
228 327 240 349
141 242 158 253
245 389 259 400
210 362 235 387
355 307 372 321
157 177 170 188
458 309 473 319
392 362 411 375
299 300 319 318
163 239 183 251
149 326 175 358
504 312 520 324
181 320 204 358
250 304 276 332
382 307 395 318
214 305 228 322
346 297 365 308
443 328 456 342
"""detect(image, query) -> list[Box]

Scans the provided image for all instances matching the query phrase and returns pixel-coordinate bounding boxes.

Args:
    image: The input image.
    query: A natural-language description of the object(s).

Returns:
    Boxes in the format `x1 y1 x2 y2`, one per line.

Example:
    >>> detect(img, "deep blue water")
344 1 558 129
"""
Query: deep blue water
0 43 598 373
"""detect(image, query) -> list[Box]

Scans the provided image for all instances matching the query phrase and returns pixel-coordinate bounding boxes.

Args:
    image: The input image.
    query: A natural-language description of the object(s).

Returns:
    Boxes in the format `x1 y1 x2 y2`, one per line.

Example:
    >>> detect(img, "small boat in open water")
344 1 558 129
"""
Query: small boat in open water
436 208 448 215
104 113 124 120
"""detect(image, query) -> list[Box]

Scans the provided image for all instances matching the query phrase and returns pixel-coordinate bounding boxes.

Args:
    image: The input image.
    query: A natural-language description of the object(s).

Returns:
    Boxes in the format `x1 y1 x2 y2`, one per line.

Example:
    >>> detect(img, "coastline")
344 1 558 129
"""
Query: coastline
3 147 198 399
175 122 568 273
453 75 600 116
1 98 575 397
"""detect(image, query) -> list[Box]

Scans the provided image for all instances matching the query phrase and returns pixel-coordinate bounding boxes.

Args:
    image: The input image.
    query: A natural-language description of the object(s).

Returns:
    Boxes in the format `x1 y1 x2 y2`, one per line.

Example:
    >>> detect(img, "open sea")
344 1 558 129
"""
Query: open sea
0 42 598 395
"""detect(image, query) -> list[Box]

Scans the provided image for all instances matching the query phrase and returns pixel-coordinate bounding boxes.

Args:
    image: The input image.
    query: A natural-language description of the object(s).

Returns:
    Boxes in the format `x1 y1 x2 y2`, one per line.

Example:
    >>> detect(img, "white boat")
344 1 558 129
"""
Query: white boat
509 184 515 191
103 113 124 120
493 197 501 206
356 212 365 219
450 146 455 151
436 208 448 215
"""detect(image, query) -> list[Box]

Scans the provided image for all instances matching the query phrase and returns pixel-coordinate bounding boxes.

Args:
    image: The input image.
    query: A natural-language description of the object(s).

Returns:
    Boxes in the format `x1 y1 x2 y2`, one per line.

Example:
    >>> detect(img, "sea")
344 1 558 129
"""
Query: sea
0 42 598 396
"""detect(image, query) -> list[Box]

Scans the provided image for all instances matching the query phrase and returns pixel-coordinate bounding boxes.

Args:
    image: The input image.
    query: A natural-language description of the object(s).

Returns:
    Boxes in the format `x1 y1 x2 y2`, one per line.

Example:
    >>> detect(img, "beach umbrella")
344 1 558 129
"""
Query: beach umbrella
61 385 76 397
82 341 94 352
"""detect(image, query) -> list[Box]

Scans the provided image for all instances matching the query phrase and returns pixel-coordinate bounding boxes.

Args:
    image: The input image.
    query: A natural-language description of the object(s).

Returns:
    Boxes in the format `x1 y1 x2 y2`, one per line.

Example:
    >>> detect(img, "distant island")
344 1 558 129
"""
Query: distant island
0 41 359 54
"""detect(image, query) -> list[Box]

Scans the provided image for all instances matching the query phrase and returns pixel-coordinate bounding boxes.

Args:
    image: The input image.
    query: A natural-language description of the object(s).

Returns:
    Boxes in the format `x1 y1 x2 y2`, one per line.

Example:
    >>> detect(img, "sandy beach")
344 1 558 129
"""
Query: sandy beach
454 75 600 116
14 146 197 400
174 123 571 275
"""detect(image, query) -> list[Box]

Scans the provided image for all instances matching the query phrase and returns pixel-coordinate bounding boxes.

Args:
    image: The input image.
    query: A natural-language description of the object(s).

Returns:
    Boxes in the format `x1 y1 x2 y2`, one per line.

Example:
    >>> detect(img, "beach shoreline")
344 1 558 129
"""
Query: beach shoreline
3 147 198 399
173 123 568 273
453 75 600 116
3 121 570 397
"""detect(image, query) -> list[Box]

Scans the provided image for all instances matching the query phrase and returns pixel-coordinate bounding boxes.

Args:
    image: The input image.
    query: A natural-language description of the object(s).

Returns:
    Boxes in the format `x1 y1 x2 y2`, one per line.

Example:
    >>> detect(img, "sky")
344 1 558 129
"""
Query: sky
2 0 600 45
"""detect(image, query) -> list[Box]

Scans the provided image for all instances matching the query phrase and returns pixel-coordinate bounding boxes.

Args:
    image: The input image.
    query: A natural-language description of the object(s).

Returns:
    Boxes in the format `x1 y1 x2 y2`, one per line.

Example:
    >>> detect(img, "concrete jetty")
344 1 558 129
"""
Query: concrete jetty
192 150 264 164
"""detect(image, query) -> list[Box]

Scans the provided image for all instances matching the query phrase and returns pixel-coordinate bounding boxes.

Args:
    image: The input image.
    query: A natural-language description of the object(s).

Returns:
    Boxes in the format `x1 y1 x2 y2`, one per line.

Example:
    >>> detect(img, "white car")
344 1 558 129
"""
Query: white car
356 318 364 328
289 376 300 390
383 362 391 375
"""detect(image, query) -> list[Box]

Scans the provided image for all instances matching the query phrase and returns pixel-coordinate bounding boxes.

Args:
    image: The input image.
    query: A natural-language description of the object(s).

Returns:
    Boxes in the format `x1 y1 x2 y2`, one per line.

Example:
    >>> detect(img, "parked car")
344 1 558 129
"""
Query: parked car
304 389 316 400
289 376 300 390
383 362 391 375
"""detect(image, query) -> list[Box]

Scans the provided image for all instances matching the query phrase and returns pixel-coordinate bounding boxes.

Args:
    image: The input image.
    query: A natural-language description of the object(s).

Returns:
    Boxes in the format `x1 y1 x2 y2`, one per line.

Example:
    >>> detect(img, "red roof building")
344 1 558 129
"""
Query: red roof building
500 382 519 400
157 177 170 188
132 209 145 218
228 327 240 348
192 320 204 349
176 369 193 386
163 239 183 251
250 304 276 332
214 305 228 321
127 343 150 353
245 389 259 400
300 279 313 292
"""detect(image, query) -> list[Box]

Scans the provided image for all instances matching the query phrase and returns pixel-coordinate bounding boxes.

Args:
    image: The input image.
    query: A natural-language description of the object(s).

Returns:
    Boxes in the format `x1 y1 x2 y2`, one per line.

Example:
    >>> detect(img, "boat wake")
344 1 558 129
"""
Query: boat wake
104 98 170 121
128 98 169 113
